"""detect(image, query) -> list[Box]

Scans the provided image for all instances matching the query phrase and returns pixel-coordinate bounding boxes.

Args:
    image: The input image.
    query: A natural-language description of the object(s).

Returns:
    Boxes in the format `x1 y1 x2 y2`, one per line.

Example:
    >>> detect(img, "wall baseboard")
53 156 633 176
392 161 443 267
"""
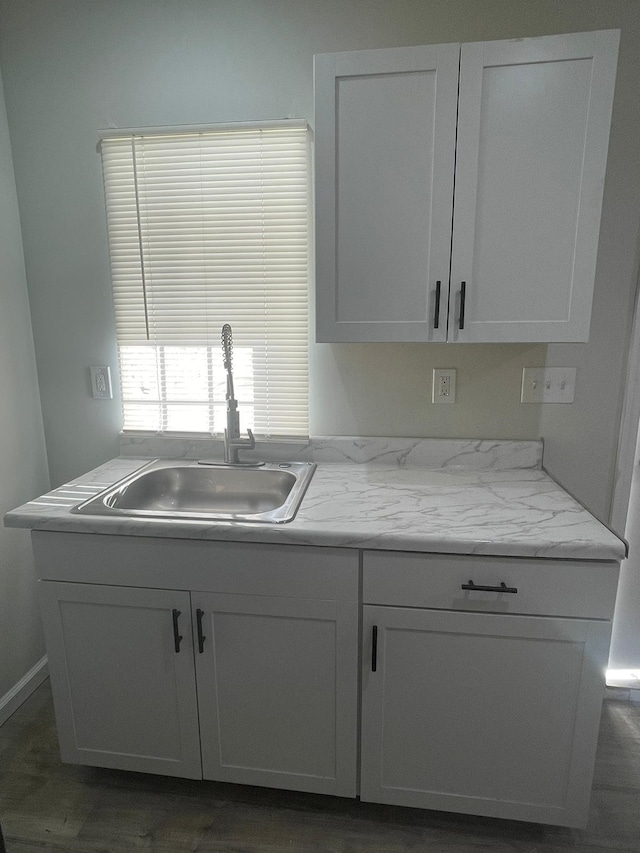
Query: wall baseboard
0 656 49 726
606 684 640 703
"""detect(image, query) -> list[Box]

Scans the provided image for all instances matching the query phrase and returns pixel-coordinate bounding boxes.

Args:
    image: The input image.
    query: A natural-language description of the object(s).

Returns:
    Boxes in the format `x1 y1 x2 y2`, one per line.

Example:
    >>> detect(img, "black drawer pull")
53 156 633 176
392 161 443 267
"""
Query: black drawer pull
371 625 378 672
196 608 206 653
461 580 518 594
459 281 466 330
433 280 441 329
172 608 183 653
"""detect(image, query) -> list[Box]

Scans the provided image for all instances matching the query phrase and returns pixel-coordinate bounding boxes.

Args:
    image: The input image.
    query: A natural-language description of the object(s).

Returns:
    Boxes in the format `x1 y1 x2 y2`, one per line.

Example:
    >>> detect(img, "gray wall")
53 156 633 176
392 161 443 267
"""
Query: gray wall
0 0 638 522
610 419 640 670
0 65 49 699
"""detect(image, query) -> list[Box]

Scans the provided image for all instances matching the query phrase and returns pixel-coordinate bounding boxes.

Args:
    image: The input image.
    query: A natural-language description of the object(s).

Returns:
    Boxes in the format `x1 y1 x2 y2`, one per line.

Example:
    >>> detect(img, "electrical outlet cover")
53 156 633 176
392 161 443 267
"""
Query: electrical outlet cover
90 366 113 399
432 368 456 404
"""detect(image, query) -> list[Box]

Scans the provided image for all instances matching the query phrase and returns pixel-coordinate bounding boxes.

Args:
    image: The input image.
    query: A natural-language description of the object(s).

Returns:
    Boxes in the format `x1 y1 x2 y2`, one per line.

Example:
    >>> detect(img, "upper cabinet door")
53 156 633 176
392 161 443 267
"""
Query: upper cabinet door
450 30 619 342
315 44 460 342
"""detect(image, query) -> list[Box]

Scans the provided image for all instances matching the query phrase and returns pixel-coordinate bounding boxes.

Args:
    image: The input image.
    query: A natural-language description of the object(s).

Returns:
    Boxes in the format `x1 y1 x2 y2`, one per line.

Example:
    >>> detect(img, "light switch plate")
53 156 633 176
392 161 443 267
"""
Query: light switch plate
521 367 576 404
90 366 113 399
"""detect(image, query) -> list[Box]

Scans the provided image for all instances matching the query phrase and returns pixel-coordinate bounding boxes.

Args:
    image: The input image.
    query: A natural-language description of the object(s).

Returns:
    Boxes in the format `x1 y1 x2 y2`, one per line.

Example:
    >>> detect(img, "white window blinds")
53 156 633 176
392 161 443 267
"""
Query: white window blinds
99 123 310 436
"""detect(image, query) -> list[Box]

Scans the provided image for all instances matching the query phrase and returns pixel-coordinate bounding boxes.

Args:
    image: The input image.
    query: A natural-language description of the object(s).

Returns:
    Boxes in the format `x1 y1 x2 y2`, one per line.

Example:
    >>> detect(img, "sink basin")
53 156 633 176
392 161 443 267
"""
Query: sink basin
72 460 316 523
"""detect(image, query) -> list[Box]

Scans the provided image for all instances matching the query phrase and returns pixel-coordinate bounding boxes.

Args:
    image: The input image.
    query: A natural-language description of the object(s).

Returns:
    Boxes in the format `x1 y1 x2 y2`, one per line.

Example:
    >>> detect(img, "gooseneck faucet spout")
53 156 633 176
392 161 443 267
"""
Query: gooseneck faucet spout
221 324 256 465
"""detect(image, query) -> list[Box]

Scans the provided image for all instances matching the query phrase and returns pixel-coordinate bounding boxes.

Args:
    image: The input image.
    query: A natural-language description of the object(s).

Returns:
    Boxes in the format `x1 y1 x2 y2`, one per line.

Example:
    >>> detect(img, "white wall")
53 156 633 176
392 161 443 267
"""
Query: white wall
0 65 49 700
609 419 640 671
0 0 638 523
539 3 640 521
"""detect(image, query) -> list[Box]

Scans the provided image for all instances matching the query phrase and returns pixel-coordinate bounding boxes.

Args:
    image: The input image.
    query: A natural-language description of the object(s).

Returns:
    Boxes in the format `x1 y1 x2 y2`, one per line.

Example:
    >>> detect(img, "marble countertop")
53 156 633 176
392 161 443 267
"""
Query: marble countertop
4 438 626 561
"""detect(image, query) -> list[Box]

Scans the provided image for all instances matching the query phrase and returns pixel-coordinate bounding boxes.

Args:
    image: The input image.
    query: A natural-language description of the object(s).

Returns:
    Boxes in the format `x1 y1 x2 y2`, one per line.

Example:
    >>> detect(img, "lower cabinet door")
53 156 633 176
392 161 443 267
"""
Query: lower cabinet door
39 581 202 778
361 605 610 827
194 592 358 796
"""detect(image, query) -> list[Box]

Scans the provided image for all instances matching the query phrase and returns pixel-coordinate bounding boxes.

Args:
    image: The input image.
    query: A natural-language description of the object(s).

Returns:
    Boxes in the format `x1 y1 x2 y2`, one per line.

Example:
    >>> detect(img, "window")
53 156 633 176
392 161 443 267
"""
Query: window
99 122 310 437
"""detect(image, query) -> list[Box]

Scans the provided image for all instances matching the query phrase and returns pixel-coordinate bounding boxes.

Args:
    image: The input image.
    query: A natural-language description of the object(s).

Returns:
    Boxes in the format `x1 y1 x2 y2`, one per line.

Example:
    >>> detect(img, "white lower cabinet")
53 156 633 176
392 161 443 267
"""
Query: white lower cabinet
39 582 202 778
361 550 620 828
34 533 620 827
35 532 359 797
360 606 609 826
194 592 358 796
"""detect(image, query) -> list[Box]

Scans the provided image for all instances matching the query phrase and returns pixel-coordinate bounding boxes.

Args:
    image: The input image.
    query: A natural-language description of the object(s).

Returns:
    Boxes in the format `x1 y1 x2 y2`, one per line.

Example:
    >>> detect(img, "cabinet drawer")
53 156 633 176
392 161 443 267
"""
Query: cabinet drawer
362 550 619 619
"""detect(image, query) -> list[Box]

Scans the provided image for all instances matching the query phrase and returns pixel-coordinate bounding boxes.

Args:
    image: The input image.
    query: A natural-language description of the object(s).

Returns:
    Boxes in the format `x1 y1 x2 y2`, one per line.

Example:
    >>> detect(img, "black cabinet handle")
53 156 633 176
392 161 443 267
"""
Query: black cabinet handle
371 625 378 672
172 609 183 653
433 280 441 329
461 580 518 594
196 608 206 653
459 281 466 330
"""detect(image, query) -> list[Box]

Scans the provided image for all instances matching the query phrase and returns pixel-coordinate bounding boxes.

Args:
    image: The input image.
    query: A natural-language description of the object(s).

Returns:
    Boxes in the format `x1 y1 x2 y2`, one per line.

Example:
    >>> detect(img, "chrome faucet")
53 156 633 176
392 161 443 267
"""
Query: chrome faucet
221 324 256 465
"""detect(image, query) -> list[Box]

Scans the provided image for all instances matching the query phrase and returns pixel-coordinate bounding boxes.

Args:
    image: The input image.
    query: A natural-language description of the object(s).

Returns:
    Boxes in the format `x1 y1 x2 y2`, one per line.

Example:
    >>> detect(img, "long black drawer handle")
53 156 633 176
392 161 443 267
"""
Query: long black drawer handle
459 281 466 330
371 625 378 672
196 608 206 653
461 580 518 594
433 280 441 329
172 609 183 653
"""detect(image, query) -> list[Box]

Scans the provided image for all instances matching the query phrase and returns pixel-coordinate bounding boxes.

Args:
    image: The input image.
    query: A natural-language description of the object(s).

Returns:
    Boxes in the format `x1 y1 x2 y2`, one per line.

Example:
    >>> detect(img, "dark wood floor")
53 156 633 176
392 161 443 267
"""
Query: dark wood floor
1 681 639 852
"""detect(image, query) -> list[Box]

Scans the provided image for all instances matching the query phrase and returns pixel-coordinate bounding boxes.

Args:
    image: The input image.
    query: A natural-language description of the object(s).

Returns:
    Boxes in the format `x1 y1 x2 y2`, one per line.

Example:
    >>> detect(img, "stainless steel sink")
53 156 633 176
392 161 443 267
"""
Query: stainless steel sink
72 459 316 523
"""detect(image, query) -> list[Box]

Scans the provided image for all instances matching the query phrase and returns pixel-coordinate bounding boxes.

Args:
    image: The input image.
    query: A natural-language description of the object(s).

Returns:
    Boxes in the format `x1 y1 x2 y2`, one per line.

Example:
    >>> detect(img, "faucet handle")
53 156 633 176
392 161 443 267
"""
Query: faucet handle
226 427 255 449
224 427 258 465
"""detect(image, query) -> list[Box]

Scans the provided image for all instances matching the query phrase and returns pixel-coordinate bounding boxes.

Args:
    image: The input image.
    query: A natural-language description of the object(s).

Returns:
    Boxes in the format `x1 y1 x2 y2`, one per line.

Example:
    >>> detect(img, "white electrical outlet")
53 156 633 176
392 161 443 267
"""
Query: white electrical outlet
90 366 113 399
521 367 576 404
433 368 456 404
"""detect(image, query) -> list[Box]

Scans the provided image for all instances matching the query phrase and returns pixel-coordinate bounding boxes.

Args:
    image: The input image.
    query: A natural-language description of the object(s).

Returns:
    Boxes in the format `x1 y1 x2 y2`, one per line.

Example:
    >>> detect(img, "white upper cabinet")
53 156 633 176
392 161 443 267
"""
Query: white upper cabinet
451 31 619 342
314 43 459 342
314 30 619 343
